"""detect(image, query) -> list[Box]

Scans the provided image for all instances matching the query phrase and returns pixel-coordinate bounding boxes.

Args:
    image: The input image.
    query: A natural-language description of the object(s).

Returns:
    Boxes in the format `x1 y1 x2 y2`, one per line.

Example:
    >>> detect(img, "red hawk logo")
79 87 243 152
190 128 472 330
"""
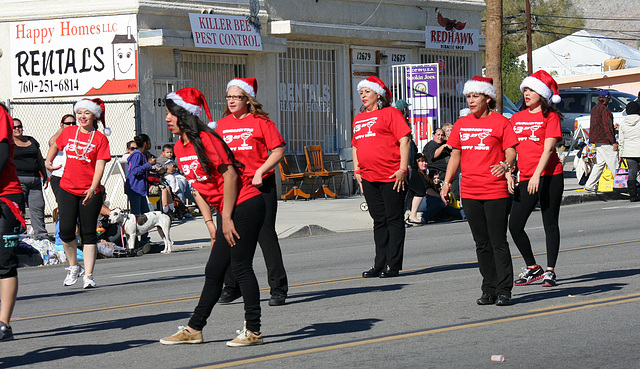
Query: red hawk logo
437 12 466 31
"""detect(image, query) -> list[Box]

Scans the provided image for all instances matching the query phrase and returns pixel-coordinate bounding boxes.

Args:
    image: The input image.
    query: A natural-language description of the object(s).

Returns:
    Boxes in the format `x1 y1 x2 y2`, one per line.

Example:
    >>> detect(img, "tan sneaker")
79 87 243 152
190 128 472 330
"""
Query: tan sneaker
226 325 263 347
160 326 203 345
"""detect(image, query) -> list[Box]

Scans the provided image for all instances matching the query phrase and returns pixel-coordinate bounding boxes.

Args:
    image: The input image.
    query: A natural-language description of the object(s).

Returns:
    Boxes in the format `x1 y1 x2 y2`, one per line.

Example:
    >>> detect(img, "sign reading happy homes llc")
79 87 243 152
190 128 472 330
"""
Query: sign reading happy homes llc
10 15 138 98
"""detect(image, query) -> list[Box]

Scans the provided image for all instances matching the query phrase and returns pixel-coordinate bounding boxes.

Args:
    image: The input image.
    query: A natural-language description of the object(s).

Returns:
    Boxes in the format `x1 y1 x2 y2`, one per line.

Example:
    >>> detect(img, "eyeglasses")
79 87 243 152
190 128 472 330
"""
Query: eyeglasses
225 95 245 101
63 121 76 125
13 125 23 129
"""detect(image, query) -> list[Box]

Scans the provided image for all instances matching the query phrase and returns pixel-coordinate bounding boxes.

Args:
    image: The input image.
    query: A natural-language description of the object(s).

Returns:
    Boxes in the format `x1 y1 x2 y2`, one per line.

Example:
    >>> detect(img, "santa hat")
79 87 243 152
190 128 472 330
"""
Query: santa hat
357 76 392 99
166 88 214 125
520 70 561 104
74 98 110 135
226 78 258 98
463 76 496 100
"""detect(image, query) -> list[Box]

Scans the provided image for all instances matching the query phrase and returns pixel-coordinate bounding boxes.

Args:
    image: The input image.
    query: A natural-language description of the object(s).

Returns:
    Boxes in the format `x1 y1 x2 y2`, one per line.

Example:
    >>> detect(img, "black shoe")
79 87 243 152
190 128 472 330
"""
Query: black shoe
362 267 383 278
476 293 497 305
218 290 242 304
495 295 512 306
268 294 286 306
135 243 151 256
379 269 399 278
0 322 13 341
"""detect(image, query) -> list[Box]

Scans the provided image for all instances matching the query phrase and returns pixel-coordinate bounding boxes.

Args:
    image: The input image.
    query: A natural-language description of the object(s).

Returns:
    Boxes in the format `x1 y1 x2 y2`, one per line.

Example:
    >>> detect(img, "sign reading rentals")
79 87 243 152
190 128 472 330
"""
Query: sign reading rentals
10 15 138 98
425 12 478 51
189 13 262 51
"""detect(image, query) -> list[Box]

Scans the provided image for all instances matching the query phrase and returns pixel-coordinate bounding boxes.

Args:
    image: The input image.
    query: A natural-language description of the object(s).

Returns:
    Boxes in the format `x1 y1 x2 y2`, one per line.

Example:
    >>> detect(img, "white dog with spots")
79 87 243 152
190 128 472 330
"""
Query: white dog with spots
108 208 174 254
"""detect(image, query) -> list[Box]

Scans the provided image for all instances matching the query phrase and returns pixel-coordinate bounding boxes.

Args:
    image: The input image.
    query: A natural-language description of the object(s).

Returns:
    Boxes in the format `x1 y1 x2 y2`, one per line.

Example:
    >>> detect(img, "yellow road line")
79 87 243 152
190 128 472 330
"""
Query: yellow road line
196 292 640 369
13 239 640 322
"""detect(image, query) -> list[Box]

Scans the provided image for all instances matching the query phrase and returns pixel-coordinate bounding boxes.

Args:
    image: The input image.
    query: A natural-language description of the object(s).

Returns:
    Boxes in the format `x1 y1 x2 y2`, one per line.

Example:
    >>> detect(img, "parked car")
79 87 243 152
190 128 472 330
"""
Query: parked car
517 87 636 147
501 93 519 119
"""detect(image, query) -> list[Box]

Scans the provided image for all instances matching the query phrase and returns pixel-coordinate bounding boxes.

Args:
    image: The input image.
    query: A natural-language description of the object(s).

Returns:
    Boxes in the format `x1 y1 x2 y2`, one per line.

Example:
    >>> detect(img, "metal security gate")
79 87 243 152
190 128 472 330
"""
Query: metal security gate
277 42 343 154
421 51 479 125
7 99 139 216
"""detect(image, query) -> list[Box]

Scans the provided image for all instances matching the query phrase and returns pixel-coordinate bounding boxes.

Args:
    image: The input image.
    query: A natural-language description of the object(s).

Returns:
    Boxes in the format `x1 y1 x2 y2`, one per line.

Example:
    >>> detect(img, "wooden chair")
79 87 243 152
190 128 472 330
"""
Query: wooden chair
304 145 342 199
278 156 310 200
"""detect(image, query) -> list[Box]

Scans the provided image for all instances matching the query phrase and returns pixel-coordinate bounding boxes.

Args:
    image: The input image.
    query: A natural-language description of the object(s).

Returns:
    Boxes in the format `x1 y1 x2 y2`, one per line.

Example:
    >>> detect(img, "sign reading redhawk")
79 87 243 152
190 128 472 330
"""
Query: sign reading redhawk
425 12 479 52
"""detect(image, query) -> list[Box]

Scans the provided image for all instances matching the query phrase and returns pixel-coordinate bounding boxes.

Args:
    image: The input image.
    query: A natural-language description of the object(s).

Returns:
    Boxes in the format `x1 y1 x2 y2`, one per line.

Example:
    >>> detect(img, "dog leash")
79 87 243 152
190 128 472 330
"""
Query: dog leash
120 215 126 248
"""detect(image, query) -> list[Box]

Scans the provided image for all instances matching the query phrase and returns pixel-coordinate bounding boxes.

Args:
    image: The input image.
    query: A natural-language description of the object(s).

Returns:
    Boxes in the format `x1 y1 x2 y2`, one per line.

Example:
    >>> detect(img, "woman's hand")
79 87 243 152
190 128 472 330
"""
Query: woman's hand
82 187 97 205
222 215 240 246
490 162 509 177
440 182 451 204
45 161 62 172
252 170 264 188
389 170 407 192
205 220 217 248
527 174 540 195
507 175 516 195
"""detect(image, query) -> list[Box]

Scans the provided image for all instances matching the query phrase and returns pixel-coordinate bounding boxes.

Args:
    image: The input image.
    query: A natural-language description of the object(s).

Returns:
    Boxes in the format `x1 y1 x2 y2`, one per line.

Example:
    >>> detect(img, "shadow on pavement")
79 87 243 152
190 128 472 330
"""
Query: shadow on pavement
285 284 407 305
514 283 627 304
266 318 382 344
16 311 192 341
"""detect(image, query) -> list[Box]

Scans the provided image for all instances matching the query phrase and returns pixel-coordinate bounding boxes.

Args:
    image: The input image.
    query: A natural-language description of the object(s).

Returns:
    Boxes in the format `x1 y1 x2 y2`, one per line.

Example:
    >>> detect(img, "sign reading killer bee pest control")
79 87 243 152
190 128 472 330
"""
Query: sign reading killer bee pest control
10 15 139 98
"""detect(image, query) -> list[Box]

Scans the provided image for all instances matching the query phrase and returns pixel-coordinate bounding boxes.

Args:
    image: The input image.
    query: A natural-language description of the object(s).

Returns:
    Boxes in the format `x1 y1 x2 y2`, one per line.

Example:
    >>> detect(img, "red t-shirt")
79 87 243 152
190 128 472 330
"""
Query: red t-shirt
56 126 111 196
510 110 563 181
448 113 519 200
351 107 411 183
173 131 260 212
216 114 286 179
0 108 23 197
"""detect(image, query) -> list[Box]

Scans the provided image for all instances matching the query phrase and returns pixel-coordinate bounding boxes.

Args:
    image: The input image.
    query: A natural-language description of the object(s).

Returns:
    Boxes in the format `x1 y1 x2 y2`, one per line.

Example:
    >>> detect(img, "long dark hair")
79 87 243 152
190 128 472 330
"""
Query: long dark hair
519 94 565 120
165 99 244 178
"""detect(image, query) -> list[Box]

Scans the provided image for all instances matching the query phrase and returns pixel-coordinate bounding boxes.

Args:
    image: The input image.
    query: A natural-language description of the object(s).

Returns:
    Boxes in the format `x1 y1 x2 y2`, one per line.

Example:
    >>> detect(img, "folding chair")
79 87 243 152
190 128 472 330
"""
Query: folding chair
304 145 342 199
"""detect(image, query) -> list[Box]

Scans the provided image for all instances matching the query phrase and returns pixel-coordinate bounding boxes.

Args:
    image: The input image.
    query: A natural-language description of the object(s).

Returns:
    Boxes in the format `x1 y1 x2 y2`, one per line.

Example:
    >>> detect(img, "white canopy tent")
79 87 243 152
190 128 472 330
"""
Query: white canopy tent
518 30 640 78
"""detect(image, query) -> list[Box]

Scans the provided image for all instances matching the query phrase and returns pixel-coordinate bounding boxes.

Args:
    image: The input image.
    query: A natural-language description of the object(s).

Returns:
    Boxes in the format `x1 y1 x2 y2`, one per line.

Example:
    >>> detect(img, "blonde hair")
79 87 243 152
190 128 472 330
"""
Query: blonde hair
223 91 269 118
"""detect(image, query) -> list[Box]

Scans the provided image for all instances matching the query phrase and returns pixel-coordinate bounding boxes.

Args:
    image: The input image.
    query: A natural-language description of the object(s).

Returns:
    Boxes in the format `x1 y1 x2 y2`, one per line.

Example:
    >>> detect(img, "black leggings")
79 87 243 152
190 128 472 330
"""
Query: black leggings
0 193 25 279
463 197 513 297
57 188 103 244
362 179 406 271
188 195 266 332
223 175 288 296
509 174 563 268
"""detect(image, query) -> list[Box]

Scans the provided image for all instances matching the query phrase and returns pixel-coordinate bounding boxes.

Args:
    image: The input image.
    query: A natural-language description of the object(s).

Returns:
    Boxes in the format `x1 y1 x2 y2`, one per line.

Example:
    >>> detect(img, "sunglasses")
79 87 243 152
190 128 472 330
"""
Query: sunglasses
63 121 76 125
13 125 23 129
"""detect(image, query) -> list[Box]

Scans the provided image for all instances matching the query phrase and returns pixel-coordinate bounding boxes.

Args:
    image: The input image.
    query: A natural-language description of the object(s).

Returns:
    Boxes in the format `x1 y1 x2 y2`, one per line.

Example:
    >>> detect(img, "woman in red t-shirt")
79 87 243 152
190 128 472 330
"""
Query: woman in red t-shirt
352 76 411 279
214 78 288 306
45 98 111 290
0 102 26 341
440 76 518 306
508 70 564 288
160 88 266 348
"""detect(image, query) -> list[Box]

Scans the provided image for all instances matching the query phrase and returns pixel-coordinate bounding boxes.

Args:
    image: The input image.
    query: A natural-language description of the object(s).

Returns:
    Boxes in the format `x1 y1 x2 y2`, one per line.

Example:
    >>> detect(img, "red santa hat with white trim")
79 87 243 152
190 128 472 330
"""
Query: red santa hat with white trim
357 76 392 99
463 76 497 100
520 70 561 104
226 78 258 98
166 87 214 125
74 98 110 135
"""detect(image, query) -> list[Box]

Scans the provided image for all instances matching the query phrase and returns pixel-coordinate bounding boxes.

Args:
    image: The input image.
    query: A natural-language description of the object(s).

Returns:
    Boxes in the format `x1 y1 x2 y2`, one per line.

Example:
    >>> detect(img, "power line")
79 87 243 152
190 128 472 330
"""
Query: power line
534 29 640 42
536 23 640 34
533 13 640 22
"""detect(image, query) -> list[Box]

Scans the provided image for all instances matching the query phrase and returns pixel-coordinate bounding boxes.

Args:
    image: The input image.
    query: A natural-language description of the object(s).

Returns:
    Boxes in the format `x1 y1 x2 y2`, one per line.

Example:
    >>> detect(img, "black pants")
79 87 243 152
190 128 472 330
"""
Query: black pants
223 175 288 296
463 197 513 297
50 175 62 201
0 193 25 279
188 195 265 332
57 188 103 244
362 179 406 271
509 174 563 268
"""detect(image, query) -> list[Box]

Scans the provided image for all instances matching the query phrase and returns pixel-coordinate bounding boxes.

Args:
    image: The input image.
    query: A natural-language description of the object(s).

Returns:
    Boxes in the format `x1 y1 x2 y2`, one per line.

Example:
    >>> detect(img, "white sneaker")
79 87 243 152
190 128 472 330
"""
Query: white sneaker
63 265 85 286
83 274 96 289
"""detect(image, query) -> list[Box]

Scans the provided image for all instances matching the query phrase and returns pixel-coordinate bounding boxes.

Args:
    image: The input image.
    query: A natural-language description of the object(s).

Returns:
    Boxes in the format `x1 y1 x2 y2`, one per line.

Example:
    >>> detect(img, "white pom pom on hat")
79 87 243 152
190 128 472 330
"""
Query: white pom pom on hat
166 87 214 125
520 70 561 104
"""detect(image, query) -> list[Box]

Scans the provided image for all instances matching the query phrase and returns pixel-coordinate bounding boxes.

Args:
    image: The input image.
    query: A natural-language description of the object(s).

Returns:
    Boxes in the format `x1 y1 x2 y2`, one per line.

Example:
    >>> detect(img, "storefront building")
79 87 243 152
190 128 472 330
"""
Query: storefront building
0 0 484 208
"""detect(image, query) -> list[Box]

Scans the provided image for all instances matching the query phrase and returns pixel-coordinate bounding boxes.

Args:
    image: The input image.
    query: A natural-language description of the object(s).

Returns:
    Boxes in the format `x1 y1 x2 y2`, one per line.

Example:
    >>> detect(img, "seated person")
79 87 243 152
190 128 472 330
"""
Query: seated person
407 153 462 225
422 128 451 180
163 160 195 205
156 143 174 168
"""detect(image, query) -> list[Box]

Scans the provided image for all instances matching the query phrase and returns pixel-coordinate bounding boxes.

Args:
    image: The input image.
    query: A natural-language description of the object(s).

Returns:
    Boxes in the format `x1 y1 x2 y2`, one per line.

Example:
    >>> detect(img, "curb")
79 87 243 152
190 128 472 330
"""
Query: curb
281 224 335 239
561 191 626 205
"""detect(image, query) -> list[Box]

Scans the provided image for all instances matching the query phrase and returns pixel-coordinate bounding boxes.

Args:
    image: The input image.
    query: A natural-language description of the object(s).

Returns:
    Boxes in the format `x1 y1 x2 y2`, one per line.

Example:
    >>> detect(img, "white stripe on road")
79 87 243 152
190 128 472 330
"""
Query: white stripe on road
113 265 205 278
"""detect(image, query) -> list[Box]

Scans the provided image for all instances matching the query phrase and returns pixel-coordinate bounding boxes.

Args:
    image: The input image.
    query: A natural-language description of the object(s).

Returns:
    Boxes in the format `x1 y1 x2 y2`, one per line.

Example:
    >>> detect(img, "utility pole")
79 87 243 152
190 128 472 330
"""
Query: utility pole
525 0 533 74
485 0 503 112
